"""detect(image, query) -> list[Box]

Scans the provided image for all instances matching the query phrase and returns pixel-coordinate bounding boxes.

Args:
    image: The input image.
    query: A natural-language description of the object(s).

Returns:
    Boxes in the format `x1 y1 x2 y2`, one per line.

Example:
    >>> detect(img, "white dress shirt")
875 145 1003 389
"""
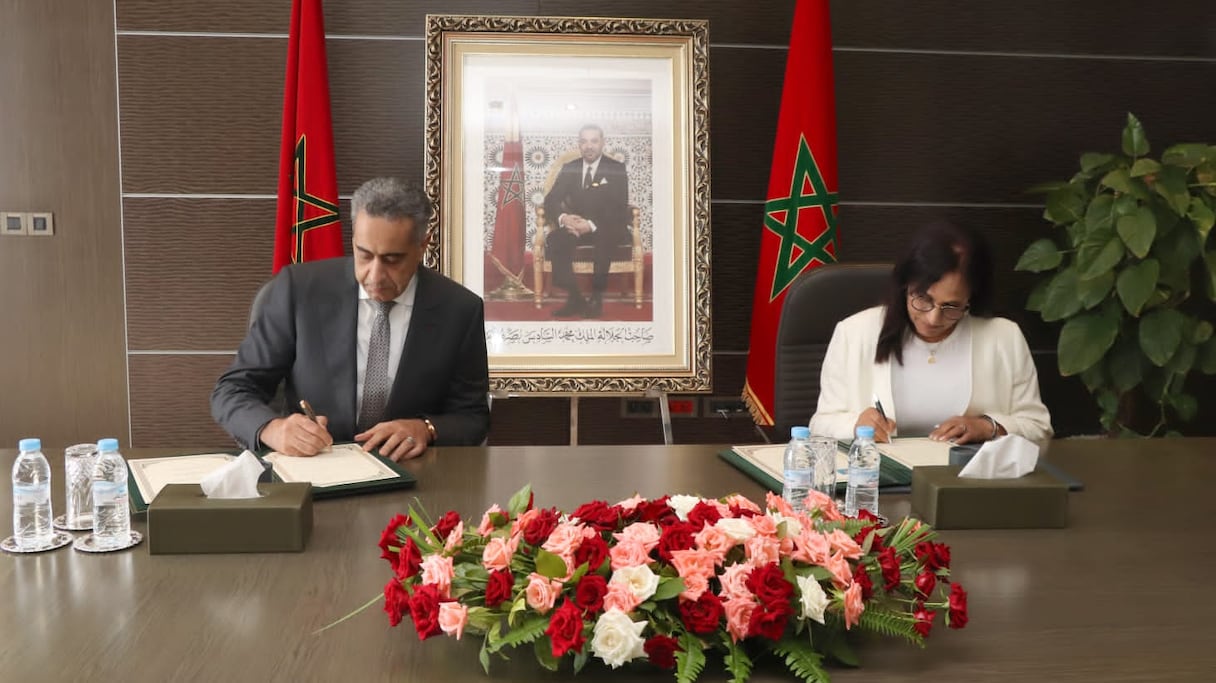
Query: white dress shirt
356 275 416 420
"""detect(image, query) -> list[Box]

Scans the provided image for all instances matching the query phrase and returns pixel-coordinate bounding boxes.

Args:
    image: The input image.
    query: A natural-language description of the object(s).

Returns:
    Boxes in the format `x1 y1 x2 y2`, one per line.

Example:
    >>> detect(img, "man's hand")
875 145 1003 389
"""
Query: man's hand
562 215 592 236
855 408 897 443
260 414 332 456
356 418 430 461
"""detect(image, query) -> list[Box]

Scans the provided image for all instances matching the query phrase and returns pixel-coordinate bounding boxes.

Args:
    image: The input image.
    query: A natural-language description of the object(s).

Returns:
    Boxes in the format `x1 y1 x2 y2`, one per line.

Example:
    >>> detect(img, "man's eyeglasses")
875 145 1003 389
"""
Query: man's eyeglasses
909 294 969 320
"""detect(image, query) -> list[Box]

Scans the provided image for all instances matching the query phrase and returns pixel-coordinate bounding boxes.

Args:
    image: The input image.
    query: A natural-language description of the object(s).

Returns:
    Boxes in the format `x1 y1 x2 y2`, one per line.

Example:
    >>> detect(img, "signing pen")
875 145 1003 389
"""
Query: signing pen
299 399 318 422
872 393 887 421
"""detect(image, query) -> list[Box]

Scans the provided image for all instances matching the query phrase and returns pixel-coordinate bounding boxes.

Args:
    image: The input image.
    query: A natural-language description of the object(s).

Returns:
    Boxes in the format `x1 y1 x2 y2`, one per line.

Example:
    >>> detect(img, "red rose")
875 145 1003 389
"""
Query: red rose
728 503 760 518
573 535 609 571
852 563 874 601
644 634 681 669
408 584 443 640
485 568 514 608
913 602 935 638
747 601 793 641
432 510 461 540
571 500 620 531
948 583 968 629
877 546 901 592
524 508 560 546
686 501 722 530
914 570 937 596
638 496 677 526
574 574 608 615
852 512 883 551
397 538 422 579
856 508 881 525
656 521 697 562
915 541 951 571
379 513 411 567
383 577 410 627
678 593 724 634
745 562 794 606
545 599 587 657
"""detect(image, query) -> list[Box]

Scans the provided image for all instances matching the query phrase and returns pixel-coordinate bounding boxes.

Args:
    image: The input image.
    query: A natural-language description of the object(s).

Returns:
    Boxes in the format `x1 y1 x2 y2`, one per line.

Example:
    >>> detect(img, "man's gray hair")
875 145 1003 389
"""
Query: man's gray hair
351 177 433 245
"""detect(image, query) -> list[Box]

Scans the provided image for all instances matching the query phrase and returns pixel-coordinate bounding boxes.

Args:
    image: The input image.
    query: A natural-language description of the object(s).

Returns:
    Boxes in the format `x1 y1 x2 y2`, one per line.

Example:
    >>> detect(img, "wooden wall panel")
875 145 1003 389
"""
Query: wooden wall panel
539 0 797 44
128 355 236 447
0 1 128 448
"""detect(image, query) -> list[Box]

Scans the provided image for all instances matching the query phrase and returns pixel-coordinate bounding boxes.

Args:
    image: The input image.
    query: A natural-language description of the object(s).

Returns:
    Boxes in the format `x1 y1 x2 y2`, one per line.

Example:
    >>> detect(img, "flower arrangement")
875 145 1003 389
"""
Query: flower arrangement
377 486 968 682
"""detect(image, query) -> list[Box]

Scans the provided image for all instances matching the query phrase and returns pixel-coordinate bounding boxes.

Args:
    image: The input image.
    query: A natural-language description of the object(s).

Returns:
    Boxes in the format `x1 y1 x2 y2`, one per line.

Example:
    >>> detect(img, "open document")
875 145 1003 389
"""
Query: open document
129 453 240 506
263 443 401 488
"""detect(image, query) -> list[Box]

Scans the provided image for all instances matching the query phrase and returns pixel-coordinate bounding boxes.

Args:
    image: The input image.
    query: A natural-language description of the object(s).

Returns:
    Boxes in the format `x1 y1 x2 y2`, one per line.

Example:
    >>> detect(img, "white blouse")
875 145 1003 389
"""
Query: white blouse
890 317 972 436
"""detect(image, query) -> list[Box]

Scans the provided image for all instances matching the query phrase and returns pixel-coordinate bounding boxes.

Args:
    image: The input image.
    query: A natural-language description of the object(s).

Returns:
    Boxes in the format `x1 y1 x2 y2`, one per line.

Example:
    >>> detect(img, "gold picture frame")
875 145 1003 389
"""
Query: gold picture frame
424 14 711 394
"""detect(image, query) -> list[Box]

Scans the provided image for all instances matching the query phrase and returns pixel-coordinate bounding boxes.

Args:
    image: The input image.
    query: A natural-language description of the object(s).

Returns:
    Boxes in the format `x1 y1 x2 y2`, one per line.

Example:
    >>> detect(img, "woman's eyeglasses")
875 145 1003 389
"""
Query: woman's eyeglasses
909 294 969 320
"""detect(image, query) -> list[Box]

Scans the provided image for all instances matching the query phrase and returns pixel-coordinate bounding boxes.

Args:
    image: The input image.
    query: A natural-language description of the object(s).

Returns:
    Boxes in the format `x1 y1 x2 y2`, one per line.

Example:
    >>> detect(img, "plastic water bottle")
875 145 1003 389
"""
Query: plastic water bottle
12 438 53 550
782 426 813 514
91 438 131 549
844 426 881 517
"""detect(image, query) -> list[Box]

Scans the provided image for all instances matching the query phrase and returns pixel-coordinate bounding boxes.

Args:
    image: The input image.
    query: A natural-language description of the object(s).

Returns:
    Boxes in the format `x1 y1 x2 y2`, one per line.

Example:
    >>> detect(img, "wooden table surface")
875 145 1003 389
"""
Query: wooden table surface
2 438 1215 682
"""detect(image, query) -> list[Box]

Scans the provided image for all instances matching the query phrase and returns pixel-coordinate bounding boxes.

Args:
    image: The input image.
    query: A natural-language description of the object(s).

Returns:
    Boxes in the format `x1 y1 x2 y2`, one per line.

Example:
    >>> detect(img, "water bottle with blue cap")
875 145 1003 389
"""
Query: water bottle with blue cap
91 438 131 549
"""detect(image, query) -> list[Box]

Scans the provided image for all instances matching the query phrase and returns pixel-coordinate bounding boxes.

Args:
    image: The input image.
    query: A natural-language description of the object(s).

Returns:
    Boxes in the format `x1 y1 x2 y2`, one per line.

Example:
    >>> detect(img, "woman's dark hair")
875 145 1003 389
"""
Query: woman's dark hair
875 221 995 365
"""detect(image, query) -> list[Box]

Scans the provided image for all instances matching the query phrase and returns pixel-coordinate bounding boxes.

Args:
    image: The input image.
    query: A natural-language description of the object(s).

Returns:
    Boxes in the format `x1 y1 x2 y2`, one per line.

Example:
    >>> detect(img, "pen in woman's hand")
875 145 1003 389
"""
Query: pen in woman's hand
872 394 887 421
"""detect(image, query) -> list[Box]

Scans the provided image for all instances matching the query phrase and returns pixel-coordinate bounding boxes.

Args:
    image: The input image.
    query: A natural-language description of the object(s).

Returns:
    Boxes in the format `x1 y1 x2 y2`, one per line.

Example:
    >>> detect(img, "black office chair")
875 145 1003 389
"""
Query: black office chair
772 263 893 439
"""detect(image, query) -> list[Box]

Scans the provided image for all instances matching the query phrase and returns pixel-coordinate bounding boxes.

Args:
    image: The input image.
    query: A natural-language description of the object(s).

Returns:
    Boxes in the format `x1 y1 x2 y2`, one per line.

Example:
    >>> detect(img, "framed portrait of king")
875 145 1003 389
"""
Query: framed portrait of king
424 15 712 394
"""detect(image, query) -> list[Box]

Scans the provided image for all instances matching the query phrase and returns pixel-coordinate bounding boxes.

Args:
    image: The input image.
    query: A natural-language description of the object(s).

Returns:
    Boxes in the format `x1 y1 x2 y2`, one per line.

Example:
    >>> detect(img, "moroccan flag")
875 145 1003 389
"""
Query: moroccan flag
742 0 840 426
273 0 343 274
488 100 526 290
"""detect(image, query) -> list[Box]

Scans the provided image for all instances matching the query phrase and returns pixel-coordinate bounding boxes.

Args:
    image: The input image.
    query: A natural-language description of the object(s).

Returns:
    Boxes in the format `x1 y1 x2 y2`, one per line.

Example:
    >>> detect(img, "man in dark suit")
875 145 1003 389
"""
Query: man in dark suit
211 177 489 461
543 124 631 318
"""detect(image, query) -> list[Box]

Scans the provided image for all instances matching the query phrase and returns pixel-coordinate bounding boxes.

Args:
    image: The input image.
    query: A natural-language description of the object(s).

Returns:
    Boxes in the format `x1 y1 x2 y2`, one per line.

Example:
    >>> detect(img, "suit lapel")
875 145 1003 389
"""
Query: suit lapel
318 267 359 434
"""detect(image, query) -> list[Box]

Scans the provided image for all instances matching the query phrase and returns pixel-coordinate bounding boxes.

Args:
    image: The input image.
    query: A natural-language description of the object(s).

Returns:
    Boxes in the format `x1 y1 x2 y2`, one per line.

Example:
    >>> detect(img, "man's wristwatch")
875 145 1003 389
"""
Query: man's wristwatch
422 417 438 445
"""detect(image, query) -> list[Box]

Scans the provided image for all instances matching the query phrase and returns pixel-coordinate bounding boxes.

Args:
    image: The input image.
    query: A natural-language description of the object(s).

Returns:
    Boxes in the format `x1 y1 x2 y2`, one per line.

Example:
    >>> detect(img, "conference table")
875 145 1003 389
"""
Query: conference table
2 438 1215 682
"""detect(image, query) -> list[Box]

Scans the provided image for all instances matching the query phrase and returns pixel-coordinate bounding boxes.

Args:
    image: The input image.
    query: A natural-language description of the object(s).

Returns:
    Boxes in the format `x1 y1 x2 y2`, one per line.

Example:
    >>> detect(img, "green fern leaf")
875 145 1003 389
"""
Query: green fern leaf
857 607 925 646
675 631 707 683
772 636 829 683
721 633 753 683
488 614 548 653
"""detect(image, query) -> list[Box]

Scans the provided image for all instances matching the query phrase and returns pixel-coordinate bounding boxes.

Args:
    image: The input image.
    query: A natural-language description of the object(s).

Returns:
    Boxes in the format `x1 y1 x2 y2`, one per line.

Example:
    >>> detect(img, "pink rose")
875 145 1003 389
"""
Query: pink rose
804 490 843 521
826 529 862 559
438 601 468 640
744 535 781 566
615 494 646 512
717 563 754 602
614 522 662 550
843 582 864 630
443 521 464 553
481 536 519 571
824 550 853 589
477 504 504 536
419 554 454 599
766 491 796 517
669 549 717 601
723 494 762 515
722 597 757 642
791 529 830 565
746 514 778 538
525 573 563 614
694 524 735 565
603 581 643 613
609 540 653 570
542 522 591 558
510 508 539 540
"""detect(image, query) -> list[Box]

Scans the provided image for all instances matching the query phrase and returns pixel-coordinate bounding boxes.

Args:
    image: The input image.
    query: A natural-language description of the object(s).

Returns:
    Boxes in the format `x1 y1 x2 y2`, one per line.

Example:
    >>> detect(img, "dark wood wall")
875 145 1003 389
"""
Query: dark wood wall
3 1 1213 448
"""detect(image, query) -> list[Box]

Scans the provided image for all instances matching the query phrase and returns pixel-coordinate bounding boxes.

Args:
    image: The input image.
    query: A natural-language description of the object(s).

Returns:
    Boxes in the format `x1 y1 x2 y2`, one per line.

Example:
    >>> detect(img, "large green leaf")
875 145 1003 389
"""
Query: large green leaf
1205 251 1216 302
1121 113 1150 157
1026 277 1051 312
533 548 568 579
1129 158 1163 178
1115 206 1157 258
1139 308 1185 366
1113 195 1139 216
1077 270 1114 309
1169 393 1199 422
1152 228 1201 297
1165 340 1197 376
1058 306 1120 376
1045 186 1086 225
1084 193 1116 231
1079 235 1125 280
1193 321 1214 345
1099 168 1136 195
1041 267 1084 322
1108 336 1144 392
1015 238 1063 272
1161 143 1214 168
1188 196 1215 244
1115 258 1159 316
1152 165 1191 216
1080 152 1116 173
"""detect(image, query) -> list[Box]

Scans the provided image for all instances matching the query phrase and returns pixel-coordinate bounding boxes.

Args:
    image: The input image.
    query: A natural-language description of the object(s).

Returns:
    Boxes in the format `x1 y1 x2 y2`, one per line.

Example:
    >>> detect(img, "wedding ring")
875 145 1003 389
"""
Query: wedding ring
406 435 417 445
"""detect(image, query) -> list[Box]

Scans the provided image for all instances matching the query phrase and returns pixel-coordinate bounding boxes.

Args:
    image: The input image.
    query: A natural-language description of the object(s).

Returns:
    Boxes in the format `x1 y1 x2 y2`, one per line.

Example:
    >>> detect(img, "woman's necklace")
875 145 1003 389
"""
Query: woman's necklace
927 343 940 364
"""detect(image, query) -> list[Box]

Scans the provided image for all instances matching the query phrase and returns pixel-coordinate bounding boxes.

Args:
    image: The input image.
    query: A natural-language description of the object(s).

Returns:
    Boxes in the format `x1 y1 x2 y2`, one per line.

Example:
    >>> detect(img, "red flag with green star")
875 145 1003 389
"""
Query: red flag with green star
273 0 343 273
743 0 839 426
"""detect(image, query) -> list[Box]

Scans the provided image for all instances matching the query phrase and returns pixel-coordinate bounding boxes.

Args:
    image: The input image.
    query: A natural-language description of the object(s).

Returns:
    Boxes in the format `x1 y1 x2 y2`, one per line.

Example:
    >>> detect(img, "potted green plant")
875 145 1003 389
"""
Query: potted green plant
1015 114 1216 436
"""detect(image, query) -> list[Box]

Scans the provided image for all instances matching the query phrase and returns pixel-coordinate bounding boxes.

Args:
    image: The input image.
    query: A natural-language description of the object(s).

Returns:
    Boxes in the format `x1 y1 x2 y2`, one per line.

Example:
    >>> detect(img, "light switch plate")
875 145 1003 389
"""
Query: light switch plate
1 212 27 236
28 212 53 236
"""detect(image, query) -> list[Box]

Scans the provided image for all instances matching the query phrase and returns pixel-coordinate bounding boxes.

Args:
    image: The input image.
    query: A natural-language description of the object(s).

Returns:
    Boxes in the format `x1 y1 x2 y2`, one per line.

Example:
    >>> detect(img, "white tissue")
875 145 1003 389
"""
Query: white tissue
200 450 265 499
957 434 1039 479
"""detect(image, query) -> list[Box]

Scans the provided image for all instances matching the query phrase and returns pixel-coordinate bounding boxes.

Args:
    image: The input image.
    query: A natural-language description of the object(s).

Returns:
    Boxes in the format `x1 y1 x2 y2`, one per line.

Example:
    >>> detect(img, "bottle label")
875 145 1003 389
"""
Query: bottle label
93 482 127 505
13 484 50 506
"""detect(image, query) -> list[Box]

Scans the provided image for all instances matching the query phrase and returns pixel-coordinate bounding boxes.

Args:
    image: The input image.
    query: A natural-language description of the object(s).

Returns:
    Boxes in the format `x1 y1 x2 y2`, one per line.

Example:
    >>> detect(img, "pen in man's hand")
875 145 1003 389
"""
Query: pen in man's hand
299 399 318 423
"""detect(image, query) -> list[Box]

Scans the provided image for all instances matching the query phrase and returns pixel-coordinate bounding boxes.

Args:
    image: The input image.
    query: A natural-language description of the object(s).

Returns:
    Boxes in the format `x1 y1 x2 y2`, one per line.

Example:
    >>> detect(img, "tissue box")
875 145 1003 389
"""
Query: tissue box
148 483 313 554
911 466 1068 529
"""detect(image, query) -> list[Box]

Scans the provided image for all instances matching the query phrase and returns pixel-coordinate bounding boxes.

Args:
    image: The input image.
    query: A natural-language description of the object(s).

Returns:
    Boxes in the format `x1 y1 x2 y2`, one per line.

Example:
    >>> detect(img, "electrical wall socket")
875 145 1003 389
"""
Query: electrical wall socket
1 212 27 236
28 212 53 236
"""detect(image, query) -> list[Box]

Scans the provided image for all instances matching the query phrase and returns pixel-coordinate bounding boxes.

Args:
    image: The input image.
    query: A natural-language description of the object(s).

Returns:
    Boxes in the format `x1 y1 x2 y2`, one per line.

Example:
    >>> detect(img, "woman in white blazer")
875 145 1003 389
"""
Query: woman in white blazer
809 222 1052 444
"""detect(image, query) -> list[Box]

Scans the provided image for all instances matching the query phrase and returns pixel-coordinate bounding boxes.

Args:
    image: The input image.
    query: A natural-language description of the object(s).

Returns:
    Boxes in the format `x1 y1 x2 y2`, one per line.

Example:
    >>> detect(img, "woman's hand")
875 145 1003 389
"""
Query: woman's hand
855 408 897 443
929 415 1002 444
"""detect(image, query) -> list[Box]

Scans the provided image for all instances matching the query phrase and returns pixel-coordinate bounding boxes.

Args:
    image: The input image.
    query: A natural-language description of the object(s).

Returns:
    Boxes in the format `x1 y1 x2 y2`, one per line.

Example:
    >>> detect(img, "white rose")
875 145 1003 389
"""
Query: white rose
714 517 757 542
667 494 701 521
591 609 647 668
796 574 829 624
610 564 660 601
770 511 802 537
